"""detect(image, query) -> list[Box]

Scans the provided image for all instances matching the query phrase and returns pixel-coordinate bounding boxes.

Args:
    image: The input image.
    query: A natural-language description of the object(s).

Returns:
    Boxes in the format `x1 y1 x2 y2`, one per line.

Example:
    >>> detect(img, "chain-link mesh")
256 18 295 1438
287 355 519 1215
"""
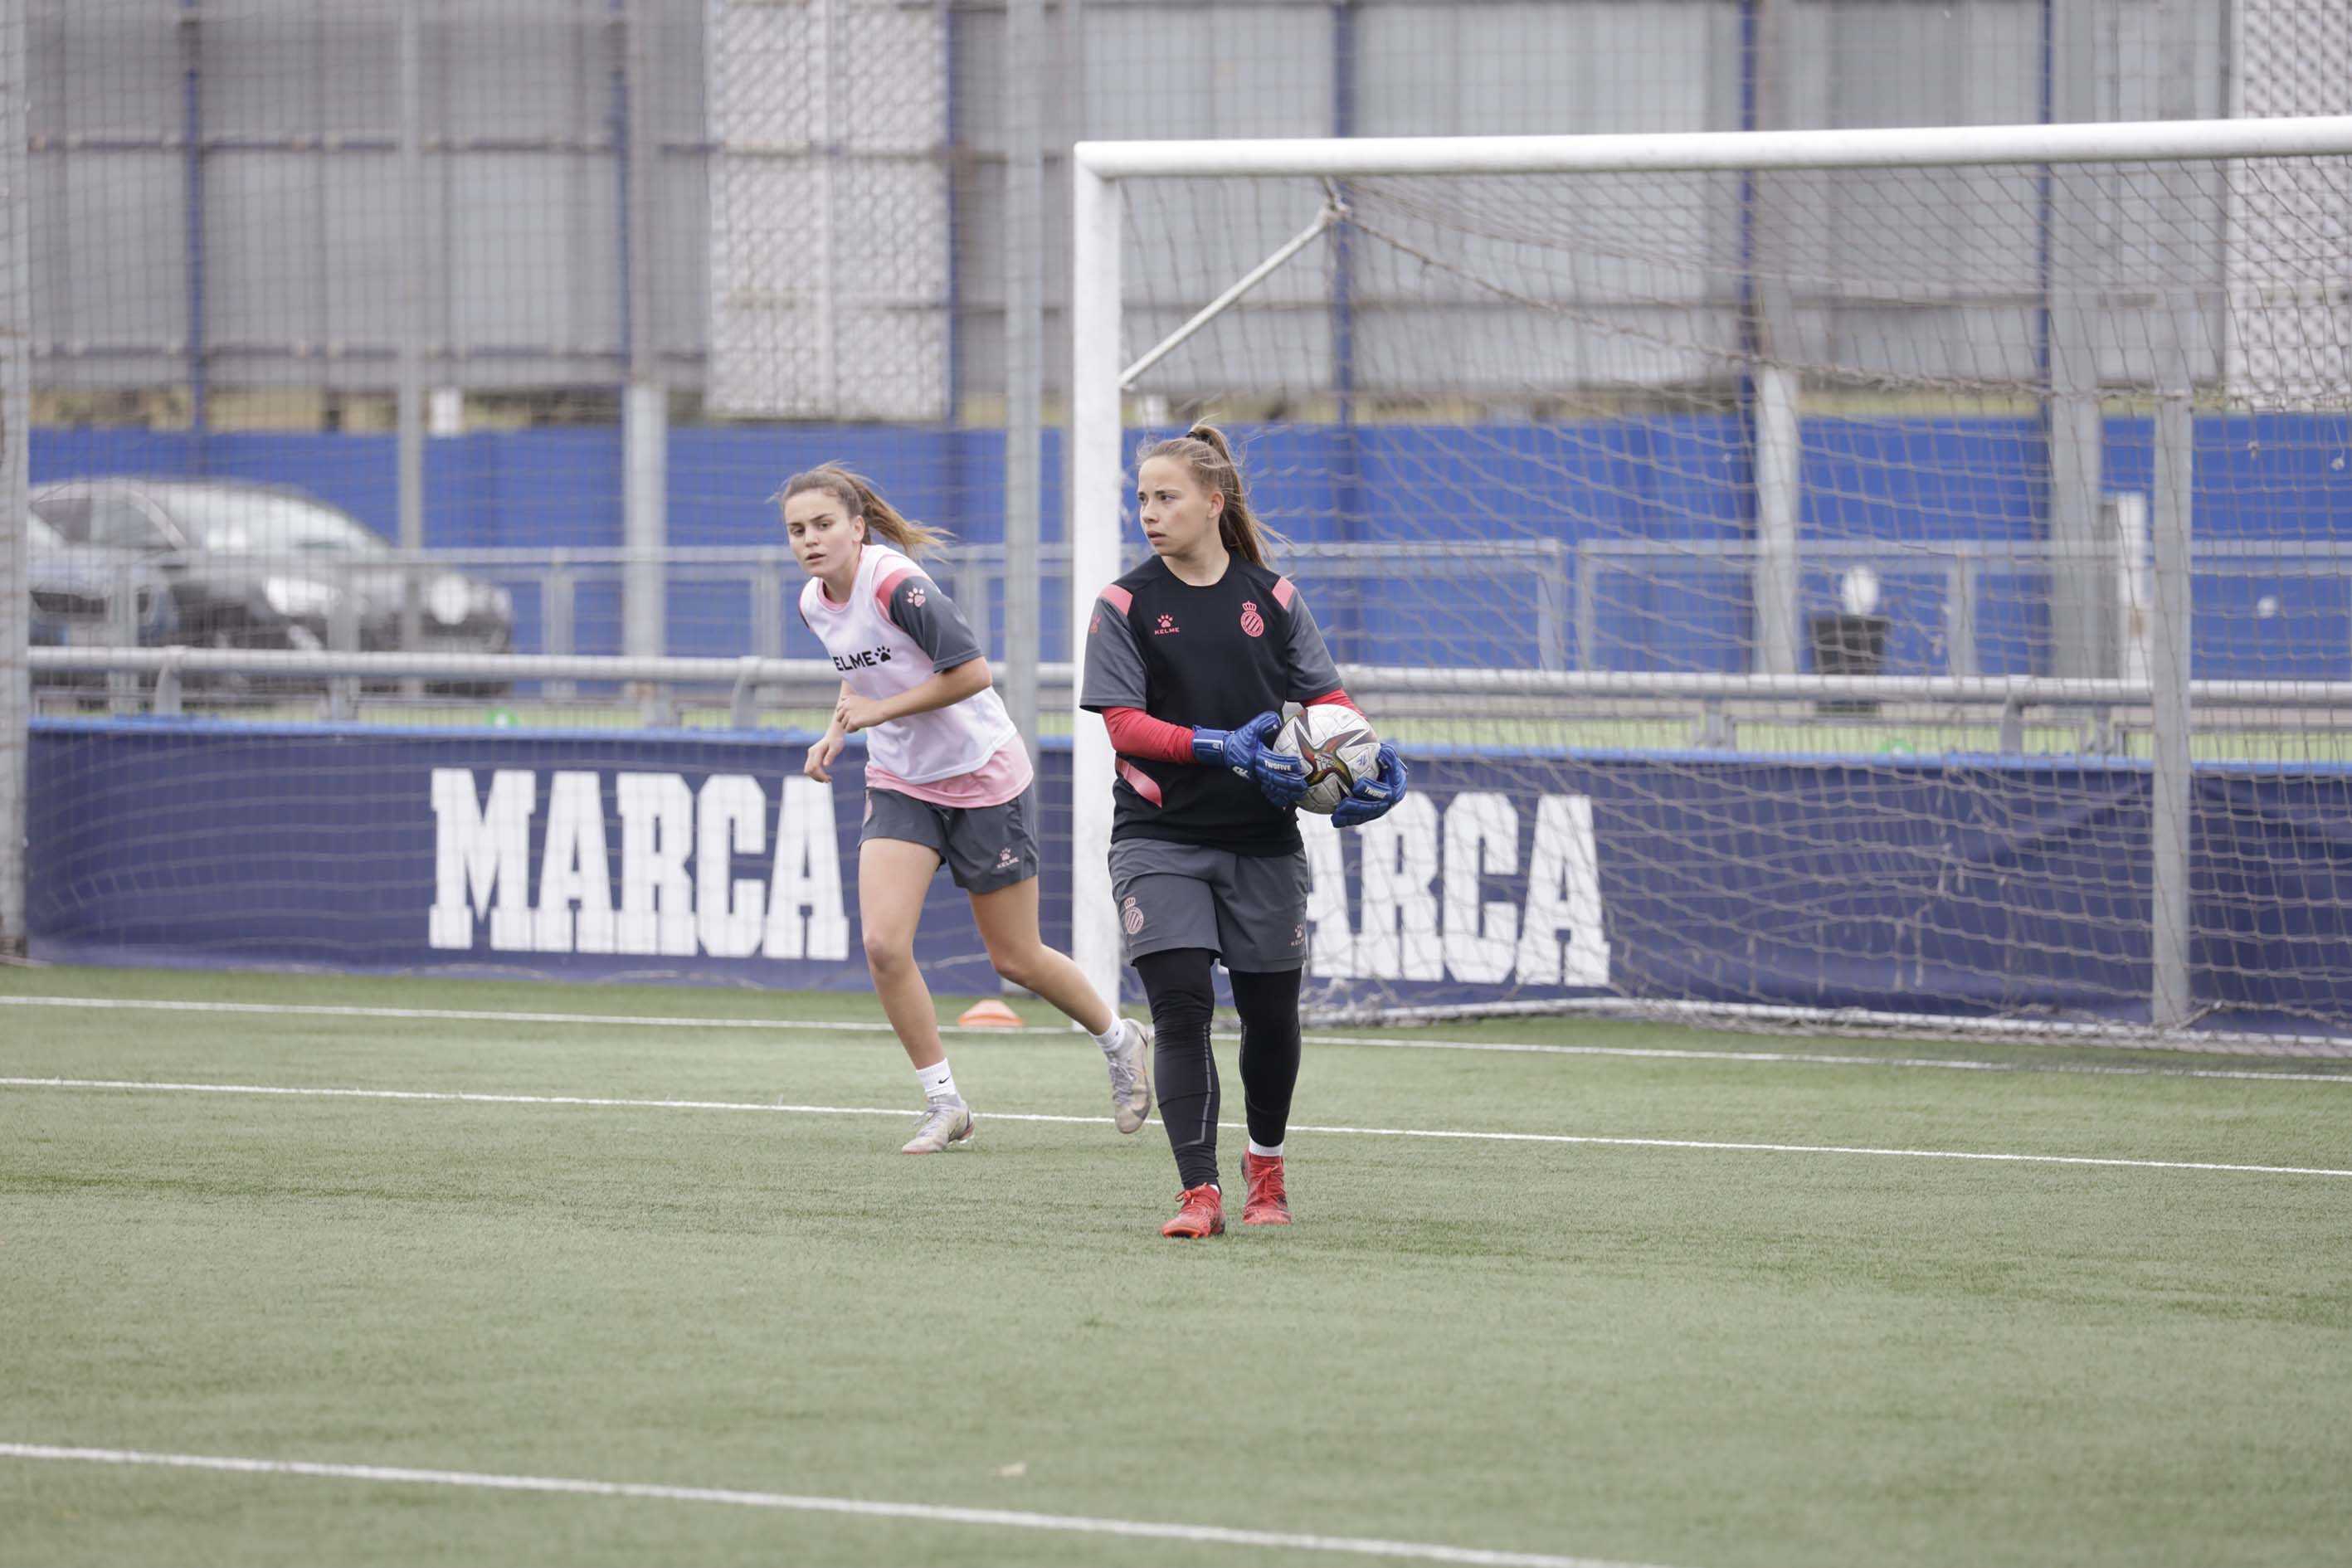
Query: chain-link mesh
1108 144 2352 1041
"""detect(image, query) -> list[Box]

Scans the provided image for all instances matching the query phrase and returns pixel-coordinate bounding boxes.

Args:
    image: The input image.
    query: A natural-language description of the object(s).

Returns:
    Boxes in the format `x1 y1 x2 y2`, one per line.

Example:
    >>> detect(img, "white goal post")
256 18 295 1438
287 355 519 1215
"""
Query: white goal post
1066 115 2352 1035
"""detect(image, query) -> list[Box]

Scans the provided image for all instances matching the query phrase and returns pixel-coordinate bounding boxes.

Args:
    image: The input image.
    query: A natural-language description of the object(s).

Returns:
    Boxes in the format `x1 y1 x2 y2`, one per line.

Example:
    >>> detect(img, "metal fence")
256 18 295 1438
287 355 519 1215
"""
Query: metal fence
32 528 2352 680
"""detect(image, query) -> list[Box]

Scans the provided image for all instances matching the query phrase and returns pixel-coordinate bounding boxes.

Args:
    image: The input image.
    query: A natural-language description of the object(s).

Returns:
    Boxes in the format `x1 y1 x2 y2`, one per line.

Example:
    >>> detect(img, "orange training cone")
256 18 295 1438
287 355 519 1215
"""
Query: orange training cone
957 999 1024 1028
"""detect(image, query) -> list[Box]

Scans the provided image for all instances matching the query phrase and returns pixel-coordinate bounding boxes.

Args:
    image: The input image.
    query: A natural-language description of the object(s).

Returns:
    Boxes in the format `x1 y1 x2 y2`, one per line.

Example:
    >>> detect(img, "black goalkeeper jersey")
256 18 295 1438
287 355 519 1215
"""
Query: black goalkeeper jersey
1079 554 1344 857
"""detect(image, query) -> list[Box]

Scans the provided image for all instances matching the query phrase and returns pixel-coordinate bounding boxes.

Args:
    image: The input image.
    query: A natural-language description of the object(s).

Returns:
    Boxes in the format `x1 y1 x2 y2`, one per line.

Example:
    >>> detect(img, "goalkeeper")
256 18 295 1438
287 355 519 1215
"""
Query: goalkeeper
1081 426 1407 1238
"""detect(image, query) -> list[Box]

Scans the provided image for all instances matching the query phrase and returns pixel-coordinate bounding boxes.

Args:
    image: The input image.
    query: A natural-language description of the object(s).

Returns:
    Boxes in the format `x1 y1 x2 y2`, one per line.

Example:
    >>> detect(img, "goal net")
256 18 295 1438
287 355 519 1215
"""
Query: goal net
1070 120 2352 1049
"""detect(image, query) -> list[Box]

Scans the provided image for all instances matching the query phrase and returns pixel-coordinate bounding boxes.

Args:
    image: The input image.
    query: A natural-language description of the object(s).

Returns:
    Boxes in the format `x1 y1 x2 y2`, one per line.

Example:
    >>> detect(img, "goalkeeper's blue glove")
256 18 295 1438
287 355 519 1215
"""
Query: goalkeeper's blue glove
1331 743 1407 828
1191 710 1308 808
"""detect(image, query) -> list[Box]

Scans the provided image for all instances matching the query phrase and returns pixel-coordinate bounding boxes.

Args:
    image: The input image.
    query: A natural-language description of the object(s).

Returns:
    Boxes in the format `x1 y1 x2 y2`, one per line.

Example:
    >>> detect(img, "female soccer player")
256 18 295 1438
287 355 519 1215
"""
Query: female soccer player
1079 426 1409 1236
786 465 1153 1154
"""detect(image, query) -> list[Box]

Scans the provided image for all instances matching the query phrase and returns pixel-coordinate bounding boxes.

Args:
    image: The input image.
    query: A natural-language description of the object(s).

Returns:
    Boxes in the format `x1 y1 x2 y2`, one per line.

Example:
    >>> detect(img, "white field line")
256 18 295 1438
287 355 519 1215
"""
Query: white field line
7 1077 2349 1179
1296 1031 2352 1085
0 994 1067 1037
0 1443 1666 1568
1312 996 2352 1057
5 994 2348 1086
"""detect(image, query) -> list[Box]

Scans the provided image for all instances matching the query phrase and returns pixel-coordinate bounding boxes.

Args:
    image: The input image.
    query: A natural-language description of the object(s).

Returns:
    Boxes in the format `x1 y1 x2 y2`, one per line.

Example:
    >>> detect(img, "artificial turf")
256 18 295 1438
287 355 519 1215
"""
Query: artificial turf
3 966 2347 1566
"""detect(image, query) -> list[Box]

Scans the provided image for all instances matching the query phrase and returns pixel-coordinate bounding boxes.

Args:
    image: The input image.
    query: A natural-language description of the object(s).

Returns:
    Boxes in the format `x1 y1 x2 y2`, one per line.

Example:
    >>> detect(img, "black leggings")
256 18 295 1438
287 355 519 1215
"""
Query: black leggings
1132 948 1303 1191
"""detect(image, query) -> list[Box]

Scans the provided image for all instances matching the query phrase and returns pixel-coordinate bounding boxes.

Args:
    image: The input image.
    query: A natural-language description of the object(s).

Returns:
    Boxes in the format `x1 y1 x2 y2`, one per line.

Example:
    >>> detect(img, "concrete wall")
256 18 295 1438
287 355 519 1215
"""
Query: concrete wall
29 0 2286 411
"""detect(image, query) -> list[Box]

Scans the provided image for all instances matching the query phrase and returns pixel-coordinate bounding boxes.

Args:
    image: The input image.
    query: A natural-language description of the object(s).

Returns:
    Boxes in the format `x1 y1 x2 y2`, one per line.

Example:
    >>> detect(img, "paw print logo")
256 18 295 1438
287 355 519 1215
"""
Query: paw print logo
908 585 927 608
1154 613 1179 636
1088 613 1102 635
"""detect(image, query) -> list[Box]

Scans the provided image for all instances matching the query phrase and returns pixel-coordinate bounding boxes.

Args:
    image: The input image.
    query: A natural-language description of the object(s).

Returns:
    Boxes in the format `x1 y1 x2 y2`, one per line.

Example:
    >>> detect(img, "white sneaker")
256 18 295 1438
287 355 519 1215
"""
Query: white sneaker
1104 1017 1153 1134
900 1097 976 1154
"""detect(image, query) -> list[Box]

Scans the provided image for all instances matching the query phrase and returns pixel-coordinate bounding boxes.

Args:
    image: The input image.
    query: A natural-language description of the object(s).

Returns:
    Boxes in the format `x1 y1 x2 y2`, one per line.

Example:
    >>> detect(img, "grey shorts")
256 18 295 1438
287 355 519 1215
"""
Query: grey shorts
861 783 1041 894
1108 837 1310 972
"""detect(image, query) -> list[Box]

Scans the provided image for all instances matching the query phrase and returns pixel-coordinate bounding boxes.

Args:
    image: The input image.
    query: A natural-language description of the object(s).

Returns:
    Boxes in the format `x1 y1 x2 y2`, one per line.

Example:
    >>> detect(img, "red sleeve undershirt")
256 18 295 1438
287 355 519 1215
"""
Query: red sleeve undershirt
1103 689 1357 765
1100 707 1193 763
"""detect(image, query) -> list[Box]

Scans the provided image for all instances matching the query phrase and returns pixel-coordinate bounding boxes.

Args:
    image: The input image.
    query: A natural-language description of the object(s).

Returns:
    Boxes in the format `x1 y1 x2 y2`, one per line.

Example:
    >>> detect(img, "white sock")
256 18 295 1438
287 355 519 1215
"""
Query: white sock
1092 1017 1128 1054
1248 1139 1284 1160
917 1059 958 1103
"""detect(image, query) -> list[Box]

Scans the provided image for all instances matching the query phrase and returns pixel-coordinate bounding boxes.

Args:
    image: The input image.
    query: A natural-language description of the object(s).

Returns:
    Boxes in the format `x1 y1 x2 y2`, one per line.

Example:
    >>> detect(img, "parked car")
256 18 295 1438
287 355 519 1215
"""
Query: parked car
27 511 179 650
28 480 514 674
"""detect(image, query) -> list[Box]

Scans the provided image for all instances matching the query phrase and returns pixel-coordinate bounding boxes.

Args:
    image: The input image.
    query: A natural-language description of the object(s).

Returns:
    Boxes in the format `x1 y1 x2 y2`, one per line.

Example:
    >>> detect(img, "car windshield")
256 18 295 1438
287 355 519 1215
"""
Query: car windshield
158 487 392 557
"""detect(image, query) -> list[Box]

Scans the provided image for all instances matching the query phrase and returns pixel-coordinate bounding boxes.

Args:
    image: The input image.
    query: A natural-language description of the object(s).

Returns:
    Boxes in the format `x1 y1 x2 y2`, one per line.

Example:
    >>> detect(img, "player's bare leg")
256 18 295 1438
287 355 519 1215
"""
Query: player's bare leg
970 878 1153 1133
862 838 948 1067
968 877 1113 1032
859 837 976 1152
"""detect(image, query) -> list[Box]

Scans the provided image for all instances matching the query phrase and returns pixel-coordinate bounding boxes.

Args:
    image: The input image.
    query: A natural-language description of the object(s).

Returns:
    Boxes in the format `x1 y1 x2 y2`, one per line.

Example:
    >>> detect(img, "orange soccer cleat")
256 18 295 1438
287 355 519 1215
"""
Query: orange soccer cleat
1240 1151 1292 1225
1161 1183 1225 1239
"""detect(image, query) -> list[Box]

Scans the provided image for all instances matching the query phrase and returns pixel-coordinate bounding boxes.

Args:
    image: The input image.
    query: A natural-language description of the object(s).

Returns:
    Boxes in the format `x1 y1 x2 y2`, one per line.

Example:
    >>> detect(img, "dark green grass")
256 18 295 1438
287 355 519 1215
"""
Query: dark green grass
2 967 2349 1567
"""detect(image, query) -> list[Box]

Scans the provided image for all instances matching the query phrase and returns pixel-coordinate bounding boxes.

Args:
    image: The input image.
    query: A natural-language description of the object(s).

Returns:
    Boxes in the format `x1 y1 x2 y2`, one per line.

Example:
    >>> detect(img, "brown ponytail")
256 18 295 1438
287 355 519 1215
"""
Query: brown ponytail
1137 424 1284 568
777 465 952 558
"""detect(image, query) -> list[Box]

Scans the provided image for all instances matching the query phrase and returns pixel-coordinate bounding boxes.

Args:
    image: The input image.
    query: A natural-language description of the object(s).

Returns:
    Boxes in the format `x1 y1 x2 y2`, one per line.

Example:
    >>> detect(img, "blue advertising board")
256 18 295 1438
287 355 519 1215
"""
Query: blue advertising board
26 721 2352 1035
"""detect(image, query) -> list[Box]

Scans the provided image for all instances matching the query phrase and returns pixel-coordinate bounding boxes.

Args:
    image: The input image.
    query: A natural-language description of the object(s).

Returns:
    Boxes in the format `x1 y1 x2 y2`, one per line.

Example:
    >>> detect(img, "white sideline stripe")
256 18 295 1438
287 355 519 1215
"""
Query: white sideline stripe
9 1077 2350 1179
0 1443 1663 1568
6 994 2346 1086
1314 996 2352 1058
1 1078 987 1119
1298 1033 2352 1085
0 994 1068 1037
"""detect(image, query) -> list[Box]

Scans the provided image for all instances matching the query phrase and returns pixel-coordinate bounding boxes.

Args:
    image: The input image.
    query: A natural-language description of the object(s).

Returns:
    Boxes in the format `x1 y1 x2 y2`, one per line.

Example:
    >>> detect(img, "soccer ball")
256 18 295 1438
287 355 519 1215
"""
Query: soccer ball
1273 705 1382 815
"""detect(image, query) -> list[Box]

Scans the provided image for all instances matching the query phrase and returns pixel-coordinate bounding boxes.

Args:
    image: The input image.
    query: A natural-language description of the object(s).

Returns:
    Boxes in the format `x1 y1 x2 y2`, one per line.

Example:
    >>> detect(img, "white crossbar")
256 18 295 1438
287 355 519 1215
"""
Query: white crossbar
1078 115 2352 180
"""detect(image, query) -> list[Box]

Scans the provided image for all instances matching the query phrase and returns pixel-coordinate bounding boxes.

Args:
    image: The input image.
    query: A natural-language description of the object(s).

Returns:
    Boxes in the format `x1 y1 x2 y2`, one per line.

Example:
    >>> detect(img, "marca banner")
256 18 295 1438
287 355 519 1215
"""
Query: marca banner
26 725 986 989
25 723 2352 1031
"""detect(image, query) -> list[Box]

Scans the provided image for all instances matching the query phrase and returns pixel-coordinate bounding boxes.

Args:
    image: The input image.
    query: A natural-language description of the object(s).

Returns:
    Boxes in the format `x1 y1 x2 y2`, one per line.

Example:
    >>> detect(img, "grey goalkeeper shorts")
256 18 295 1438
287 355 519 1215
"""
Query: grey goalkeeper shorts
862 783 1041 894
1108 836 1310 972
